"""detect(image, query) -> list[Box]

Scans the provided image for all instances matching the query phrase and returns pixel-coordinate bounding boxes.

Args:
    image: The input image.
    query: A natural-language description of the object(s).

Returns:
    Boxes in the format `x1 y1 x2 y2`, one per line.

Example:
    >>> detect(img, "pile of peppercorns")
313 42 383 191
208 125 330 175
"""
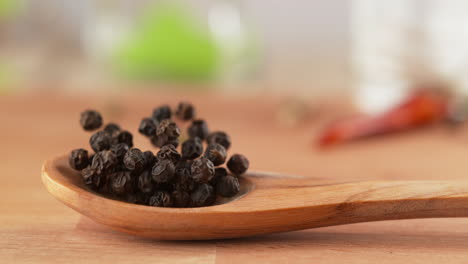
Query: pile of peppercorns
68 102 249 208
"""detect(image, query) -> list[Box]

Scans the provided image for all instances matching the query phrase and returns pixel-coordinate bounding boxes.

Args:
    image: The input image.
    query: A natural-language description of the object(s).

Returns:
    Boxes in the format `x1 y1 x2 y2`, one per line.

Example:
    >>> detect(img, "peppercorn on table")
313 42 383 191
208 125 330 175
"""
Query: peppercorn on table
3 92 468 263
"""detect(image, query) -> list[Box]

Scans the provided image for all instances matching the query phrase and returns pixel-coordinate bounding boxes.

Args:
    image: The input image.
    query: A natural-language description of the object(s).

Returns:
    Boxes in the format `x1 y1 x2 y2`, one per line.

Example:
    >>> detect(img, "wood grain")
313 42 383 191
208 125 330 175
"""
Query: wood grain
43 155 468 240
3 93 468 262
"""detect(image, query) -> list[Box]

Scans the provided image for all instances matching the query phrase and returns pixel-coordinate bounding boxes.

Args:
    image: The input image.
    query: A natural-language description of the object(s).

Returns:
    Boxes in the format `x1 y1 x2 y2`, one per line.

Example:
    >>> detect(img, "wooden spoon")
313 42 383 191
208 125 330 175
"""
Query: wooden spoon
42 155 468 240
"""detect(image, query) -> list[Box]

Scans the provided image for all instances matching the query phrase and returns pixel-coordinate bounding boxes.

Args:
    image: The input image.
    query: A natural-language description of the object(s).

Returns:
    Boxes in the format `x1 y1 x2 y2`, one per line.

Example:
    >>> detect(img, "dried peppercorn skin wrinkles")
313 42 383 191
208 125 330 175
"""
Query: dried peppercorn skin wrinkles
43 155 468 240
182 137 204 160
216 175 240 197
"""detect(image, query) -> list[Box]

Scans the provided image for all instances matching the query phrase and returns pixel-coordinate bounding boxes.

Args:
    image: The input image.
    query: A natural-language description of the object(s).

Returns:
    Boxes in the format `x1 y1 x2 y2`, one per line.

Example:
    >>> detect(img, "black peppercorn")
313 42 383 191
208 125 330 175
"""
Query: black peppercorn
143 151 156 169
82 165 107 189
137 170 154 194
207 131 231 150
156 144 181 163
176 159 192 174
227 154 249 175
210 167 227 185
104 123 120 135
91 150 118 175
151 159 176 183
175 102 195 121
109 143 129 162
73 102 248 208
190 184 216 207
152 105 172 121
171 190 191 208
92 173 107 189
150 134 166 148
204 143 226 166
89 131 111 152
181 137 204 160
190 157 215 183
81 166 97 186
117 130 133 148
101 150 119 170
138 117 157 137
109 171 134 195
174 160 196 192
188 119 209 140
123 148 145 172
157 119 180 139
216 175 240 197
69 148 89 171
149 191 173 207
80 110 103 131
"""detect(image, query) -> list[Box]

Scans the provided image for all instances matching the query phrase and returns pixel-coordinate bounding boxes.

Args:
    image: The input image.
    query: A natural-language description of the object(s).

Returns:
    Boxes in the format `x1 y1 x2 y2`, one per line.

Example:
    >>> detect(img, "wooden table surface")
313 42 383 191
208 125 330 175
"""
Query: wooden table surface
3 92 468 263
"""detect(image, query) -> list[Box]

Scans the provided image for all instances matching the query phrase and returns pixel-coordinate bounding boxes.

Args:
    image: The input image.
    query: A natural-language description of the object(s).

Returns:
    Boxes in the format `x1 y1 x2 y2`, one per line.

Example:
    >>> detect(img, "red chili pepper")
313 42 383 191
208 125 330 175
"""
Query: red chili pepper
318 90 449 148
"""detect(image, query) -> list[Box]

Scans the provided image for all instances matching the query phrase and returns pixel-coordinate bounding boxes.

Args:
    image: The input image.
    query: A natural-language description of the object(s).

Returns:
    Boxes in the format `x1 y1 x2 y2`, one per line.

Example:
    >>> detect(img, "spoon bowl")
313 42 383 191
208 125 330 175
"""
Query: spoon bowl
42 155 468 240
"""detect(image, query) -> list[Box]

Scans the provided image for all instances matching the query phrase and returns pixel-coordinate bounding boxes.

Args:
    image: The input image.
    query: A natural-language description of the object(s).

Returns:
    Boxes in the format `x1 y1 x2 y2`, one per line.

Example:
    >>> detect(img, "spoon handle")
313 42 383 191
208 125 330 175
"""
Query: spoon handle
310 180 468 227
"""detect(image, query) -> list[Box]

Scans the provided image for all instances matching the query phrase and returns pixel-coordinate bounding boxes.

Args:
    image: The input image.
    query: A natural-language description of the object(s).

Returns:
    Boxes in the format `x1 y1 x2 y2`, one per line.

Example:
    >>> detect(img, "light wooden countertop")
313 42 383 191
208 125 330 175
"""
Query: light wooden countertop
3 92 468 263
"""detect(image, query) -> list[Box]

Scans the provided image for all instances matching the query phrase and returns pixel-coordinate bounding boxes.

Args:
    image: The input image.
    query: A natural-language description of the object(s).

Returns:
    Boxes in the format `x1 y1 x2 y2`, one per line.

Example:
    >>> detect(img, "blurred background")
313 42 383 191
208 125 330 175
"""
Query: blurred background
1 0 349 96
3 0 468 114
2 0 468 129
